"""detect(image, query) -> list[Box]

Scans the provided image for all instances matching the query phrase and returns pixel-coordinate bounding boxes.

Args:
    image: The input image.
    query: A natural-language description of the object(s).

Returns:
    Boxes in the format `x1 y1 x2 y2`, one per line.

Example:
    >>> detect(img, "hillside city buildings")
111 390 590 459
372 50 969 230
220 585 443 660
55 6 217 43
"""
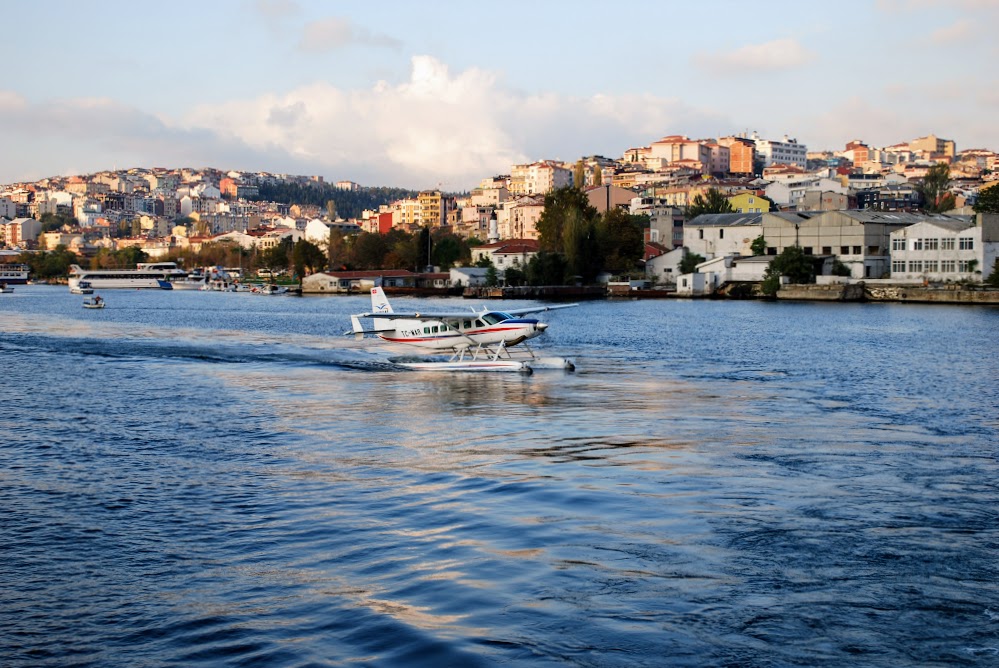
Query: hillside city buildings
2 130 997 290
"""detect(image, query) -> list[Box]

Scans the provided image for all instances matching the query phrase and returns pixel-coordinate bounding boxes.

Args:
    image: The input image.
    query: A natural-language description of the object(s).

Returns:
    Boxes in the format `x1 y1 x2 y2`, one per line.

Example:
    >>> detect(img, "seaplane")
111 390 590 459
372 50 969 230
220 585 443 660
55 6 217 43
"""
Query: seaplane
347 287 577 373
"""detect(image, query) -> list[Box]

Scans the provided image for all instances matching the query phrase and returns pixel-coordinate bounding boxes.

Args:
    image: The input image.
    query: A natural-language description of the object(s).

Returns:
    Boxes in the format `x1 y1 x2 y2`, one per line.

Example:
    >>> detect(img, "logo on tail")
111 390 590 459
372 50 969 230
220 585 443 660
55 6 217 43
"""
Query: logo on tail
371 287 393 313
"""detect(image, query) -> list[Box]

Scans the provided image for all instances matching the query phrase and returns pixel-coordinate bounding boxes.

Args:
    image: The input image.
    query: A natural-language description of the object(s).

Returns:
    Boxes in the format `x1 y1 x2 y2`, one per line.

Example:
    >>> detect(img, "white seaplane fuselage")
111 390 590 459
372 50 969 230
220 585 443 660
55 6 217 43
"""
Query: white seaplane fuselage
374 311 547 350
349 287 575 372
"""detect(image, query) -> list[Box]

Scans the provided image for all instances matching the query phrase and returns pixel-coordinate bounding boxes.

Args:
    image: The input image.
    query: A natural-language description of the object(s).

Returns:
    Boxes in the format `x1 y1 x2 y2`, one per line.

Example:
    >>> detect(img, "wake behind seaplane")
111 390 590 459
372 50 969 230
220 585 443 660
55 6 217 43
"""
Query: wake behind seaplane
347 287 577 373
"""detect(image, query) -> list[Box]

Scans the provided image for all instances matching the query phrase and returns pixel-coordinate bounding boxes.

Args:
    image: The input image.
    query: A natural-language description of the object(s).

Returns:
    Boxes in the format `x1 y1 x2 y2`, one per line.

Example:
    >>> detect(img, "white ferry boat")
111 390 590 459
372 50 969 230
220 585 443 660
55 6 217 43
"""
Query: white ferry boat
136 262 188 280
0 263 30 285
68 265 172 290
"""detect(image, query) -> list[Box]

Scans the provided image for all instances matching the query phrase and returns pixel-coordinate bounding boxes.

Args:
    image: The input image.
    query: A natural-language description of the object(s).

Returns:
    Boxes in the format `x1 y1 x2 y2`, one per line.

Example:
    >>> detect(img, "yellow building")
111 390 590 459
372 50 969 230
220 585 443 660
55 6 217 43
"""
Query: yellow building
418 190 443 228
727 192 770 214
909 134 956 159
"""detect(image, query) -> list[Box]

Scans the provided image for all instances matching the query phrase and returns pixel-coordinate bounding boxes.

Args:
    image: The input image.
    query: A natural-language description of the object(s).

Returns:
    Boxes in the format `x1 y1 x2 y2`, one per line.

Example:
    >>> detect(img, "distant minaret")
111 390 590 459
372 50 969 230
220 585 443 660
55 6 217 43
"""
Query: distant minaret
488 213 499 243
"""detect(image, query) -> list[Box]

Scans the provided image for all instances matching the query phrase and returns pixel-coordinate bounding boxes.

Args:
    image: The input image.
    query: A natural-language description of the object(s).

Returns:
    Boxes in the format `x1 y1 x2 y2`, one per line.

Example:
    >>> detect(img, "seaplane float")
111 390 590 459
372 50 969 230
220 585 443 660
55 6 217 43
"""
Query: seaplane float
347 287 577 373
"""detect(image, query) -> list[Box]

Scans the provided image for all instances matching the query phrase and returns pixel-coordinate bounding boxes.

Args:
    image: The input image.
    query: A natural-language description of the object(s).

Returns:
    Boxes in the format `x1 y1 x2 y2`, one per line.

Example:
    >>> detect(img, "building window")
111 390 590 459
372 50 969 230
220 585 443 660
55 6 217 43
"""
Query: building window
959 237 974 250
925 260 938 272
941 260 956 272
803 247 813 255
841 246 850 255
853 246 862 255
892 238 906 251
909 261 923 272
719 229 724 239
941 238 955 250
912 239 923 250
822 246 832 255
958 260 973 272
698 229 704 239
925 238 939 250
767 247 777 255
892 260 905 273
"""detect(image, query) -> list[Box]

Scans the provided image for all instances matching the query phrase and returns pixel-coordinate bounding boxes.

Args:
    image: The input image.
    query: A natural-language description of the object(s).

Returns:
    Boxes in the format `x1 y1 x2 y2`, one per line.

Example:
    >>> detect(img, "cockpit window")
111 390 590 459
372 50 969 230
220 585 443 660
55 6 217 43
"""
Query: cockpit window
480 312 512 325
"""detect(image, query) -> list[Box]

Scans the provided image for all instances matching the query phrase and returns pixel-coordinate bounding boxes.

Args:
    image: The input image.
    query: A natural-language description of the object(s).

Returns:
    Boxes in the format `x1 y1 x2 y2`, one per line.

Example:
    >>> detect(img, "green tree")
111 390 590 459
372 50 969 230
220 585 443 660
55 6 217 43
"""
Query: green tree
919 163 954 213
93 246 148 269
573 160 585 189
327 228 347 270
19 246 78 279
750 235 767 256
679 250 706 274
973 185 999 214
593 164 603 187
525 251 568 286
352 232 389 270
261 237 293 272
761 246 818 295
387 229 419 270
597 209 645 274
431 234 464 270
504 266 525 286
685 188 734 219
485 265 499 287
562 207 601 283
985 259 999 287
417 226 432 270
292 239 326 280
536 186 598 253
38 212 77 233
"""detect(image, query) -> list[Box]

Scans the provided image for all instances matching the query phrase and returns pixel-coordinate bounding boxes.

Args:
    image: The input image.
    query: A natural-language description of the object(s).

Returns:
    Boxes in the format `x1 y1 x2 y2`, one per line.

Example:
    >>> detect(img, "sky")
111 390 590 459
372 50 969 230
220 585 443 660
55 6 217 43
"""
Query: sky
2 0 997 190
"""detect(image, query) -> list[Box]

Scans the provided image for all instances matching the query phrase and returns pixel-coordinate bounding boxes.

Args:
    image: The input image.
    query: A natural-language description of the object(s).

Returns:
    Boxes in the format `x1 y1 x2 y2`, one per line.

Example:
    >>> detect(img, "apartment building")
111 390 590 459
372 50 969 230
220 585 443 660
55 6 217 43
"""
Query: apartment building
718 136 756 174
509 161 571 196
751 132 807 168
909 134 956 159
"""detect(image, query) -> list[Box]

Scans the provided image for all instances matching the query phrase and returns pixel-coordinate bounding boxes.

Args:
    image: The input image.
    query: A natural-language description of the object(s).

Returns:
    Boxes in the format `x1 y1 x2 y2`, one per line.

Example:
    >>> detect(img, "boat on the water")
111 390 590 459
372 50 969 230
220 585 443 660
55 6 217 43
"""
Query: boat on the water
136 261 188 280
70 280 94 294
0 282 14 294
69 264 172 290
0 263 30 285
82 295 105 309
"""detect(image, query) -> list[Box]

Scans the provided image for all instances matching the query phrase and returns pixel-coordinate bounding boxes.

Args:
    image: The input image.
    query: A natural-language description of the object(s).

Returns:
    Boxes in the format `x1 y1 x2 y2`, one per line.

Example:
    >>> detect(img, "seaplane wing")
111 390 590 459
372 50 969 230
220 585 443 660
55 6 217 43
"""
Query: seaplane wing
500 303 579 316
351 309 477 320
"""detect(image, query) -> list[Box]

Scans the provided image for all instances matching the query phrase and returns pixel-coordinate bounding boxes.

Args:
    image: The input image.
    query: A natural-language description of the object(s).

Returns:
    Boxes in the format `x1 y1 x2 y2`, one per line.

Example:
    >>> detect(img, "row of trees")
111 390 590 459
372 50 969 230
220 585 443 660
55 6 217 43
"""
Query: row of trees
535 187 646 283
252 183 417 220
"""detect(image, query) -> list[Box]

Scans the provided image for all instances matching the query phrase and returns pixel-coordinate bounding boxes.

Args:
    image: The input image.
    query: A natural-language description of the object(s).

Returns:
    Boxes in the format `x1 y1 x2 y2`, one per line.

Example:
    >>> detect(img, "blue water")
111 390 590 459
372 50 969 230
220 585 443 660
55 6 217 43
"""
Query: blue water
2 286 998 667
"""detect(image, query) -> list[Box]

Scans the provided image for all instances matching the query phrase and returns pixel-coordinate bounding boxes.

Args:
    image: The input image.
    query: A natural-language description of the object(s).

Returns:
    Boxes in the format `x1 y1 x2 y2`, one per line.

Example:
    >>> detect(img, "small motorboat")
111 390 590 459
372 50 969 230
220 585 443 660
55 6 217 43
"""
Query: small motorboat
70 280 94 294
0 282 13 294
83 295 105 309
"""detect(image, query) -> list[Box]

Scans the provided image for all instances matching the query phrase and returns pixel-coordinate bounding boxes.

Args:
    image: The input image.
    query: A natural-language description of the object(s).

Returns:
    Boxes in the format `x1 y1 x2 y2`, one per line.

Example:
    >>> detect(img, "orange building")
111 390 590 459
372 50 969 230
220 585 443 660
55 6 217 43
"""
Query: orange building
718 136 755 174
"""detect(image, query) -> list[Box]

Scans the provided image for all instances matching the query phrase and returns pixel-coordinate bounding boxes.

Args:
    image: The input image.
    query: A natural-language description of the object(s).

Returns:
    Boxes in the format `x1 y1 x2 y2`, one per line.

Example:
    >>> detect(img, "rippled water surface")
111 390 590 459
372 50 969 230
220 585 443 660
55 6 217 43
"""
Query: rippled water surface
2 286 998 667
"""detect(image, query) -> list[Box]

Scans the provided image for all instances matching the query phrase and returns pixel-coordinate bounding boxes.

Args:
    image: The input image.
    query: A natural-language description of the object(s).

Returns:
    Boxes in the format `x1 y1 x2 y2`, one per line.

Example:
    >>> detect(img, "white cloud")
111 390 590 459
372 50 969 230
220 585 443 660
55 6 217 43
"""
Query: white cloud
298 17 401 53
694 39 816 76
931 19 975 44
181 56 730 189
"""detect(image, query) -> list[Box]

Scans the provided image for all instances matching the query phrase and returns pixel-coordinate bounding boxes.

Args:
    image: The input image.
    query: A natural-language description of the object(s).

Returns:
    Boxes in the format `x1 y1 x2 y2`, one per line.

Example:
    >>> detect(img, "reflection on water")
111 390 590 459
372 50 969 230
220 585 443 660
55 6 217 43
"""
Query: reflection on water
1 287 998 667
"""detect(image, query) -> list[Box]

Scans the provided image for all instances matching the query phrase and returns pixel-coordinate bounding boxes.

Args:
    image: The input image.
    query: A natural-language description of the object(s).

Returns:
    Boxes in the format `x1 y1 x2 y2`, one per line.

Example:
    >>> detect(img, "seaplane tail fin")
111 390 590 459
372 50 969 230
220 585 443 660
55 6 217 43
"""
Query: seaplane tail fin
371 287 393 314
